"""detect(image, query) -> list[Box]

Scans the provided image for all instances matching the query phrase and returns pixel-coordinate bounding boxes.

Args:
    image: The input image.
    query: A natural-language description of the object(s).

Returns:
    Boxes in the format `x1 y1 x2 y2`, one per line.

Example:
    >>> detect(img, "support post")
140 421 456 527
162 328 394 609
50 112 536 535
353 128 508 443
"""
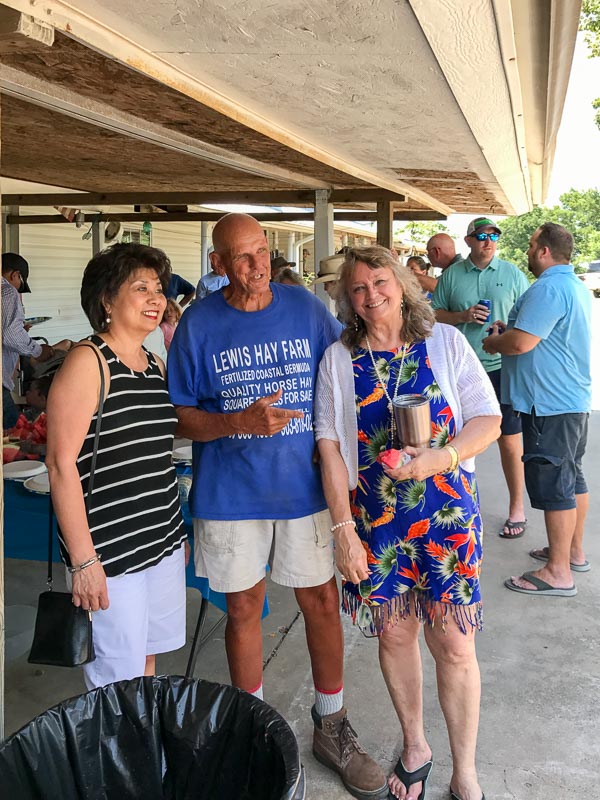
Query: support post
286 232 296 265
295 235 313 277
313 190 334 306
376 201 394 249
200 221 211 277
1 206 20 253
91 220 104 255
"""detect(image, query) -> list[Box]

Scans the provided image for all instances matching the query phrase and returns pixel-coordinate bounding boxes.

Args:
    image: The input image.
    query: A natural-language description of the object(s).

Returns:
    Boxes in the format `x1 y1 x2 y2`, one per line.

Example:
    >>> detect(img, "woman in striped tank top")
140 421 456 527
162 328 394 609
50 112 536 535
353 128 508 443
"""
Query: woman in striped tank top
46 244 187 690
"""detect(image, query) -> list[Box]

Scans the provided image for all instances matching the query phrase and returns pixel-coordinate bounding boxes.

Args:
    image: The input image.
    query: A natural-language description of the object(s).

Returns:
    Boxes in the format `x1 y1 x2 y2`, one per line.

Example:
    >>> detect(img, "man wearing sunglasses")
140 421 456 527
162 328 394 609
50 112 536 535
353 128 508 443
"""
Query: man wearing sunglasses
432 217 530 540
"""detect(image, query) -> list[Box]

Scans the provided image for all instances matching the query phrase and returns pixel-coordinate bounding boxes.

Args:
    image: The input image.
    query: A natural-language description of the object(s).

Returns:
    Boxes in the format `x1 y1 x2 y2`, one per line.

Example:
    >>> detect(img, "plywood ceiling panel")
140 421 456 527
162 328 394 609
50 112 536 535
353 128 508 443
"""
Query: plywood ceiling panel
1 95 308 192
0 32 367 189
392 169 510 215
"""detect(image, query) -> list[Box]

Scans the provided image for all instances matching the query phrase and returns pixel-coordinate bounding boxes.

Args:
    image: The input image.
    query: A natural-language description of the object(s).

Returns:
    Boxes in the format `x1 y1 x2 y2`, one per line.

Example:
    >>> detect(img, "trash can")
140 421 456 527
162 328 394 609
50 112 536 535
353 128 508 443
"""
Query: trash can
0 676 306 800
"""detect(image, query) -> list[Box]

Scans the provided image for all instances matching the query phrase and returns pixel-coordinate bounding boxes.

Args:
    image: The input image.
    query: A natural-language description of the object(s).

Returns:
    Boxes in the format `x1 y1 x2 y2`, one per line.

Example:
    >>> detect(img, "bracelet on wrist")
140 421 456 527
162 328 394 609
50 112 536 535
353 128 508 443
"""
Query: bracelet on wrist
443 444 460 473
68 553 101 574
330 519 356 533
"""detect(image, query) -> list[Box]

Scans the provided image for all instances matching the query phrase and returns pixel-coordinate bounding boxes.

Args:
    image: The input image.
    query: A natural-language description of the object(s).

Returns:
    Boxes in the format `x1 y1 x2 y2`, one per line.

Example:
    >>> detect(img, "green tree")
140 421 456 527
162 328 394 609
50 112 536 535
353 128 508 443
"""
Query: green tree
398 221 448 245
581 0 600 128
498 188 600 272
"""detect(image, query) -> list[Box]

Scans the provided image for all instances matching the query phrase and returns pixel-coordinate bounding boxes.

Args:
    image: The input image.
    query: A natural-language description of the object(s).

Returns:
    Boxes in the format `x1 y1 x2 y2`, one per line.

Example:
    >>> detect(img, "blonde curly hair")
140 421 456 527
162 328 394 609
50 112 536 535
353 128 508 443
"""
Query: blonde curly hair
336 246 435 350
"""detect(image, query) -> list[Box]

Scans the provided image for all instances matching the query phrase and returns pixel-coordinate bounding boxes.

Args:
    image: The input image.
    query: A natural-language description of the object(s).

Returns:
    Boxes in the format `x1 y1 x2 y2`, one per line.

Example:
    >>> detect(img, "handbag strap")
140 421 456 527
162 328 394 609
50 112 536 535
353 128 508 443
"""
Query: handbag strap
47 343 106 586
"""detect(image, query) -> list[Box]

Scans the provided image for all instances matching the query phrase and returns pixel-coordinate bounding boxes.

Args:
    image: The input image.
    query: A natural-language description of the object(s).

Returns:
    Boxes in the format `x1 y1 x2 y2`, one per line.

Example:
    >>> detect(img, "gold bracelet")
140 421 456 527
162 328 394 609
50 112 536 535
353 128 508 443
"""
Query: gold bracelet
444 444 460 473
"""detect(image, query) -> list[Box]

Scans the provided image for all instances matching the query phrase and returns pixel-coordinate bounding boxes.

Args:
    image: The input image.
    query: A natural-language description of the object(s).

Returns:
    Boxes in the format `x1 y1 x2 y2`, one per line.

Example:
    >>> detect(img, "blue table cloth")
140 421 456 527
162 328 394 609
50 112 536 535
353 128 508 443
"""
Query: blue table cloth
3 476 268 618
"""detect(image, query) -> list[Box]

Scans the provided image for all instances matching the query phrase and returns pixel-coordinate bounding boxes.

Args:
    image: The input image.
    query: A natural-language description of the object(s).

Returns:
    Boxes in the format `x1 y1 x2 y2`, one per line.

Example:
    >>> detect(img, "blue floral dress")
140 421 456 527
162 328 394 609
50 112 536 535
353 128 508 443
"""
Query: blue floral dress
343 340 483 636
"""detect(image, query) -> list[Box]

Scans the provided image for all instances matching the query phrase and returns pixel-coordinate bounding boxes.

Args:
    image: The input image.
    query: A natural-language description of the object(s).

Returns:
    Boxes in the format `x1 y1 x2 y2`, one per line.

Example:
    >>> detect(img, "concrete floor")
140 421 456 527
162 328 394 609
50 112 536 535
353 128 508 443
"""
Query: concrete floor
4 414 600 799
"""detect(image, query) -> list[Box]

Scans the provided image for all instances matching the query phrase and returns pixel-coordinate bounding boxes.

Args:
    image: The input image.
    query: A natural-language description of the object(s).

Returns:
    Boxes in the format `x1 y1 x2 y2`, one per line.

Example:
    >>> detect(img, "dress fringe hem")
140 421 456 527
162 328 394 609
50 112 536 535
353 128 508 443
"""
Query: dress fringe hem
342 585 483 636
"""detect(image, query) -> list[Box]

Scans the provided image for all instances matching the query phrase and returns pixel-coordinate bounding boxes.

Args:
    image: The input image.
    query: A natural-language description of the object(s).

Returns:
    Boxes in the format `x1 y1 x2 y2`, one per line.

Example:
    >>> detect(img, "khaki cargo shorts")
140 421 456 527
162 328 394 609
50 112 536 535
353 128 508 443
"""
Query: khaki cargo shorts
193 509 334 593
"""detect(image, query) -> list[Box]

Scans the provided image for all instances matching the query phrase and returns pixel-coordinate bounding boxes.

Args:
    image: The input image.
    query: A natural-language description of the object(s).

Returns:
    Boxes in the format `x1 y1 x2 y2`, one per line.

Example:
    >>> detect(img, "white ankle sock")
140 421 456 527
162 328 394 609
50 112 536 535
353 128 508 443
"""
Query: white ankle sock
314 686 343 716
248 683 263 700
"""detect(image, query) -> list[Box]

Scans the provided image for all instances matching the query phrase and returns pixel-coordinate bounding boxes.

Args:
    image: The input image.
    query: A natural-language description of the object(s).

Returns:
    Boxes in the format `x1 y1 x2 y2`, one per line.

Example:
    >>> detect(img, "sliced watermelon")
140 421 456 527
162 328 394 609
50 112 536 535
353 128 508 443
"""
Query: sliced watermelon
376 448 411 469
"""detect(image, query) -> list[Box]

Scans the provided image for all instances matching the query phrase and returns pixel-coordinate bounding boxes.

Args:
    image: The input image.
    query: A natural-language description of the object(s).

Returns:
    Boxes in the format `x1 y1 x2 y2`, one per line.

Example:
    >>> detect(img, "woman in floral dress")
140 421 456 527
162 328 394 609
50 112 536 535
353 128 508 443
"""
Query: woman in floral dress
315 247 500 800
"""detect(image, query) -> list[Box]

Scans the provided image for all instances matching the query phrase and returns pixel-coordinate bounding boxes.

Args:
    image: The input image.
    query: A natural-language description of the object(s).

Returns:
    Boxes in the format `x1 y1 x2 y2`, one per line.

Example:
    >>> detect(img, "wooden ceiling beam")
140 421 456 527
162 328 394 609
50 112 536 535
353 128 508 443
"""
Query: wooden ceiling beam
7 210 445 224
2 189 407 207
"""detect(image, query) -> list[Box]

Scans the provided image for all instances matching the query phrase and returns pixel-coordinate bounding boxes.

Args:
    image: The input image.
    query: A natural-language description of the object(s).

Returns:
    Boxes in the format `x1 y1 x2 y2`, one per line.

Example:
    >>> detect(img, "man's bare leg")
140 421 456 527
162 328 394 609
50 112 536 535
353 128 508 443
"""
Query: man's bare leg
498 433 526 536
225 579 266 691
510 508 576 590
294 577 343 689
570 492 589 565
531 492 589 568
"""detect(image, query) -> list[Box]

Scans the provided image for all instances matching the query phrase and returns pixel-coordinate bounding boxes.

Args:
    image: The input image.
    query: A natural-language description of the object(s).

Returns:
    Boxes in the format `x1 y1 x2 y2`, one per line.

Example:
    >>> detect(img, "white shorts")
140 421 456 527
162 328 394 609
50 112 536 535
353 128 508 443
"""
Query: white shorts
193 509 334 593
82 547 186 690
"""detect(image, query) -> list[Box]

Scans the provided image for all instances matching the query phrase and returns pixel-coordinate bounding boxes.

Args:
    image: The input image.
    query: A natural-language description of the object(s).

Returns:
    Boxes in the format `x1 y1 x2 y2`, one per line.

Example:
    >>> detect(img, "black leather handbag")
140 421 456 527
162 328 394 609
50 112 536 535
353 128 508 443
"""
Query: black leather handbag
28 345 105 667
28 588 94 667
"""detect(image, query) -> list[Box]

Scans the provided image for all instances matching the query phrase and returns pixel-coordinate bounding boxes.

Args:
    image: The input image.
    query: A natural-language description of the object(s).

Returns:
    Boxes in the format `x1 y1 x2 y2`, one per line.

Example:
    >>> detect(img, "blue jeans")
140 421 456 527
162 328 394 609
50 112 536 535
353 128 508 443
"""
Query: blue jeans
2 386 20 430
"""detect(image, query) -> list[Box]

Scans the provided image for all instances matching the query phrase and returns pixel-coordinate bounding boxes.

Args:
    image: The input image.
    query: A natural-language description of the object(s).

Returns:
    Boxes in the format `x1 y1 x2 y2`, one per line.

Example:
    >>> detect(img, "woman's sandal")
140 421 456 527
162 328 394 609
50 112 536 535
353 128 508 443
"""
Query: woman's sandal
390 758 433 800
449 790 486 800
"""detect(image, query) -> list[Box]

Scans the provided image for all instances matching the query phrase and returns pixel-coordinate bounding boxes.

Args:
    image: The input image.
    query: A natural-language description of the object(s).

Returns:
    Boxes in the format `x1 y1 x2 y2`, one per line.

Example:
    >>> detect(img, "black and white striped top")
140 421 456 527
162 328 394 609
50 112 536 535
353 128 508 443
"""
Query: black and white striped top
59 335 185 578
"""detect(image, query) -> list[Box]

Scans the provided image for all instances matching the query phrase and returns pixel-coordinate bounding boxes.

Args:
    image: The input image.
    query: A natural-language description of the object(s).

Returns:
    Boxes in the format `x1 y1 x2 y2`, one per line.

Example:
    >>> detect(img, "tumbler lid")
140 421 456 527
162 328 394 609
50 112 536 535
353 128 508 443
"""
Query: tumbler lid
392 394 429 408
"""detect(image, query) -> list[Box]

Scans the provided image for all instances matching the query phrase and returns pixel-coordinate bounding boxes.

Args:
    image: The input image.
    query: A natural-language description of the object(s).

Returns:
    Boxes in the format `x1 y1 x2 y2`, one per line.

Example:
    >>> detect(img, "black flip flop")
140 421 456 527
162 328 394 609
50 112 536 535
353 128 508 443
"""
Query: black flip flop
391 758 432 800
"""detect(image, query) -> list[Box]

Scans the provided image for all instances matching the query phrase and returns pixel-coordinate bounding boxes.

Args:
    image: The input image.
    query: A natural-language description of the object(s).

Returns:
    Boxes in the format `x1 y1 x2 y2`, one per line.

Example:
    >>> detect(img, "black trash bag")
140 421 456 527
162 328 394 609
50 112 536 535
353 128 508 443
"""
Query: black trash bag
0 676 305 800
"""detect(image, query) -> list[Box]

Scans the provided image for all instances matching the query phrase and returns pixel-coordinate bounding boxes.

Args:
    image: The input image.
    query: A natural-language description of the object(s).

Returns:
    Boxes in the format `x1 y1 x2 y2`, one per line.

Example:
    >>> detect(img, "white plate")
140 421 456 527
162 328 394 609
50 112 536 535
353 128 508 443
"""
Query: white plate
172 445 192 462
24 472 50 494
24 315 52 326
3 460 47 479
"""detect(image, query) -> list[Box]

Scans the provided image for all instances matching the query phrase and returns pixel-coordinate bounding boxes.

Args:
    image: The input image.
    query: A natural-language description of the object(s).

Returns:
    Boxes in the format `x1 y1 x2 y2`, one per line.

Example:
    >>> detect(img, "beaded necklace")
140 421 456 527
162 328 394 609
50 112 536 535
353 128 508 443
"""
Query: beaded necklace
364 335 410 443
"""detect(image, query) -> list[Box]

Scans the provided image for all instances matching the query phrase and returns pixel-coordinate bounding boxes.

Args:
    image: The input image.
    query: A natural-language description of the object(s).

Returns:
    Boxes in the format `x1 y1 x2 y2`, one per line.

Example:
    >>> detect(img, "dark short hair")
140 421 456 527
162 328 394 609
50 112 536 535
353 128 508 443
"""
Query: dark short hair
536 222 573 263
31 374 53 398
406 255 429 272
81 243 172 332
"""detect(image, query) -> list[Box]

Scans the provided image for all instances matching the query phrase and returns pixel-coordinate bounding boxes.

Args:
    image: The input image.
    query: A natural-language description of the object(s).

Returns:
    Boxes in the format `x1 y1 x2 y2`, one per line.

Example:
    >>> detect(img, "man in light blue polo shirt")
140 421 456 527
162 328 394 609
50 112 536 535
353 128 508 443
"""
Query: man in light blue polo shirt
484 222 591 598
432 217 530 539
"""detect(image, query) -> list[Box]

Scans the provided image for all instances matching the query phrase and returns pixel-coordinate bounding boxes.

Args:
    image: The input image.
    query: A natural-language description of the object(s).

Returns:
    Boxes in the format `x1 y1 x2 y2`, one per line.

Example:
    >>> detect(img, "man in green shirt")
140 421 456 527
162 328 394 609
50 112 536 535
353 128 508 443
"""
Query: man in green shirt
432 217 530 539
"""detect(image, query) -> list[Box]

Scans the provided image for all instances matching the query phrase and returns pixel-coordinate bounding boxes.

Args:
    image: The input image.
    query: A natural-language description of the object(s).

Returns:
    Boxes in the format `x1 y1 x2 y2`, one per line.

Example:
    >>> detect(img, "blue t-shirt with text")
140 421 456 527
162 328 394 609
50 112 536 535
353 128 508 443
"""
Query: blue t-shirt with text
168 284 342 520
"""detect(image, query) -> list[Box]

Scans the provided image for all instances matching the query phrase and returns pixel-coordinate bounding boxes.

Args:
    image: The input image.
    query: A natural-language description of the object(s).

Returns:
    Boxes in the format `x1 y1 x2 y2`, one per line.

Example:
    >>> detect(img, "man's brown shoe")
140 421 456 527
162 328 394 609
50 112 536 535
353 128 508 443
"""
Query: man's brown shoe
312 705 388 800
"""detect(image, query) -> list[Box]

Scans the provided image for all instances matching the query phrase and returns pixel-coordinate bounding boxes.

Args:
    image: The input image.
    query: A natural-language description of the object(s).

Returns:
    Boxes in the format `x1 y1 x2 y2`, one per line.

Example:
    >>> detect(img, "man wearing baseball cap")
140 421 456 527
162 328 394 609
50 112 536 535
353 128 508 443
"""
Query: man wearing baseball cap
432 217 530 539
270 254 296 282
2 253 55 428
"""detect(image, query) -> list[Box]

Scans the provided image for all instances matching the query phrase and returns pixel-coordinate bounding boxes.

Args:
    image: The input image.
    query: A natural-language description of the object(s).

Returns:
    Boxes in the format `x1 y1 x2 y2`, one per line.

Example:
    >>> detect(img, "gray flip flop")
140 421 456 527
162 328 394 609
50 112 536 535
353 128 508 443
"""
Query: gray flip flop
504 571 577 597
529 547 591 573
498 519 527 538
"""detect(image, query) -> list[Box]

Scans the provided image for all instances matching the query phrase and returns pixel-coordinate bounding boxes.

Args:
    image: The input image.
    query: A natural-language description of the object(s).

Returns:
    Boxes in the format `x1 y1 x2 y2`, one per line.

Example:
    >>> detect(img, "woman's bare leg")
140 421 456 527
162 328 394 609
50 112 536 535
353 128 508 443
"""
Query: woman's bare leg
423 615 482 800
379 611 432 800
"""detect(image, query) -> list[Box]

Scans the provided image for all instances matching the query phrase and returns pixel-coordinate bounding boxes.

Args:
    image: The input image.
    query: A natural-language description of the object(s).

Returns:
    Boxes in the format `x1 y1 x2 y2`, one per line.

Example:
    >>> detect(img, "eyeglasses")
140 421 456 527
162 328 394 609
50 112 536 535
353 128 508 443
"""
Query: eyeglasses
471 232 500 242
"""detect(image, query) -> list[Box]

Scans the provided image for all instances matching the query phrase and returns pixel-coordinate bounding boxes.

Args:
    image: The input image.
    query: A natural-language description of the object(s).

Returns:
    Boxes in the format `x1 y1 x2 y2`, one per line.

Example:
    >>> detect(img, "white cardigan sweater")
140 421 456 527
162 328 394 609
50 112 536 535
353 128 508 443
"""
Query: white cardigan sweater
314 323 500 489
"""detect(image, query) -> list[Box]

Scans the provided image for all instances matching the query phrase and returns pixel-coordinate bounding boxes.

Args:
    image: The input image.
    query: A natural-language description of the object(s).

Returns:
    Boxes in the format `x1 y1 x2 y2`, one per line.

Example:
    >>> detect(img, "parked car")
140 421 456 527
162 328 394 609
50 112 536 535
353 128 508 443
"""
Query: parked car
579 261 600 297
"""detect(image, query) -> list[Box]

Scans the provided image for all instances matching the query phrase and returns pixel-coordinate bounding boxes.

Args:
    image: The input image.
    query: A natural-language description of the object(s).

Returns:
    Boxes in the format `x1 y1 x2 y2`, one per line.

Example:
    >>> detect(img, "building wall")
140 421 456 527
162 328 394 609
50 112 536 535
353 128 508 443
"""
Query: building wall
19 214 95 344
16 214 378 343
17 214 205 343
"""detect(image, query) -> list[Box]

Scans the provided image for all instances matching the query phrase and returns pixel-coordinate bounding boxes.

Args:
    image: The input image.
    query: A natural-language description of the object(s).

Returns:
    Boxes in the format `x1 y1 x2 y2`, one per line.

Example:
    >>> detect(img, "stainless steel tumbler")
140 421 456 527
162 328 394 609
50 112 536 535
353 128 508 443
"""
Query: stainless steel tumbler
392 394 431 448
